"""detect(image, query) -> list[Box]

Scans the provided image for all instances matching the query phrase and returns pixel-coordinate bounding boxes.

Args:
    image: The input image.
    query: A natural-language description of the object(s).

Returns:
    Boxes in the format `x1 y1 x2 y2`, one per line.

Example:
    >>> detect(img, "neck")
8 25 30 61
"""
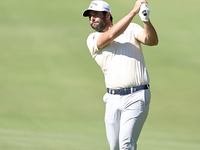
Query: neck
103 21 113 32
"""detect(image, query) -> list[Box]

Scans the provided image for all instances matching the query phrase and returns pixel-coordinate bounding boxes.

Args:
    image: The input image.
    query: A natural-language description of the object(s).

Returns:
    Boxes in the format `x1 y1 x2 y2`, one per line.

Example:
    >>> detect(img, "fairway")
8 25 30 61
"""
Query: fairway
0 0 200 149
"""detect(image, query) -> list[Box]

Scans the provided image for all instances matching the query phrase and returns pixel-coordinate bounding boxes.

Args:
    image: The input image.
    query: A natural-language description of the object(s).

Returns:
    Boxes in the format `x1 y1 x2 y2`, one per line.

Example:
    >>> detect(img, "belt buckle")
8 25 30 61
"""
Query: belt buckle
112 90 115 94
131 87 136 93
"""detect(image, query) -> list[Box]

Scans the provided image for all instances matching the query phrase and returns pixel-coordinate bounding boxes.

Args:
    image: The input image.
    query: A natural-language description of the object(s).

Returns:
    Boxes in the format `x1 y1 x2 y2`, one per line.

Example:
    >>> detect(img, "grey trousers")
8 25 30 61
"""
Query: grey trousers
103 89 151 150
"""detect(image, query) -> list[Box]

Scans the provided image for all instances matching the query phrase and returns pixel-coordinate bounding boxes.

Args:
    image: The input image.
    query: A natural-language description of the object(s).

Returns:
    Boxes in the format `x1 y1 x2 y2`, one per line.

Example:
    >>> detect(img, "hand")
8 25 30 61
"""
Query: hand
133 0 148 14
139 3 150 22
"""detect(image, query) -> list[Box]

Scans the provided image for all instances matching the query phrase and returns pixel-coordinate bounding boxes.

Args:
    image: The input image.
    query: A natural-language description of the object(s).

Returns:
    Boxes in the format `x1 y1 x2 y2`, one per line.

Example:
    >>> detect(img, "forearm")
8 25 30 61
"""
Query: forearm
142 20 158 46
97 10 137 49
97 1 143 49
109 10 137 40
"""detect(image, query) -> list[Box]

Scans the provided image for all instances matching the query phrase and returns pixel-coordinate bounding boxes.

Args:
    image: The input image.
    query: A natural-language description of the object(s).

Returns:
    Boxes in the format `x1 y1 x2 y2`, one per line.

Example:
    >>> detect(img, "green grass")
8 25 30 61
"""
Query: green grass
0 0 200 149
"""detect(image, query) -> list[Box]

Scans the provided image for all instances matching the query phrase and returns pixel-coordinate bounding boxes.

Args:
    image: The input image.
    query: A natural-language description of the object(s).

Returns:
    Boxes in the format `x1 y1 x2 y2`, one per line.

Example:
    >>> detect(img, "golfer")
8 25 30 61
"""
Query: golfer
82 0 158 150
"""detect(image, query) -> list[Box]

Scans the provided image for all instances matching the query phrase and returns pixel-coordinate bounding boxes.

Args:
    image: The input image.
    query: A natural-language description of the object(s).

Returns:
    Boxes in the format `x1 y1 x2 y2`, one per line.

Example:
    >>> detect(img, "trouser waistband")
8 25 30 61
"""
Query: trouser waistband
107 84 149 95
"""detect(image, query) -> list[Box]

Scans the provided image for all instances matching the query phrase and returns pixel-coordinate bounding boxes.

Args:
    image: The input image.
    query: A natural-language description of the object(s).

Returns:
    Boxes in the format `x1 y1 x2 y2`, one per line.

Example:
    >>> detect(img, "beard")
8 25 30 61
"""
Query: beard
90 17 107 32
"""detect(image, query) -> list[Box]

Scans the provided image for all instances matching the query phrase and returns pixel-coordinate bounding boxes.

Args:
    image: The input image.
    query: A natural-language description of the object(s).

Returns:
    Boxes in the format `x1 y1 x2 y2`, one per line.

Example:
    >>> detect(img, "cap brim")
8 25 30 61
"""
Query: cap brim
82 9 92 17
82 9 111 17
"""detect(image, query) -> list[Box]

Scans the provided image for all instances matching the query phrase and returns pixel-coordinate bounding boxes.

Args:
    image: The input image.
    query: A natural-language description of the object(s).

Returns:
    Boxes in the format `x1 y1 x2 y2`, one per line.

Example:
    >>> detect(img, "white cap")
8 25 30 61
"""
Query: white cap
82 0 111 17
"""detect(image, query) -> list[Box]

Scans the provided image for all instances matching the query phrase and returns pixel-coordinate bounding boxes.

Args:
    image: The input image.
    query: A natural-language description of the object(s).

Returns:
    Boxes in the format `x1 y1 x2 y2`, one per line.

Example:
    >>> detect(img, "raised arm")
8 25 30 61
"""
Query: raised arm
136 2 158 46
137 20 158 46
97 0 145 49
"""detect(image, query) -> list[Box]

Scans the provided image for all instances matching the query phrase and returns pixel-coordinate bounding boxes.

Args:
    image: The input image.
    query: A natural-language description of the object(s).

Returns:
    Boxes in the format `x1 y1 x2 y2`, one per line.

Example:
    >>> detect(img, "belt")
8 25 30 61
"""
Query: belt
107 84 149 95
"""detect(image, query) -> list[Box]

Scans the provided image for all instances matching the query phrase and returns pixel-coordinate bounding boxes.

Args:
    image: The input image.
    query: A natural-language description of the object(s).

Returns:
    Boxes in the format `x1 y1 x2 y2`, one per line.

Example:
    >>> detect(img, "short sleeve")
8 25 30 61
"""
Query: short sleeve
86 32 101 58
130 23 145 39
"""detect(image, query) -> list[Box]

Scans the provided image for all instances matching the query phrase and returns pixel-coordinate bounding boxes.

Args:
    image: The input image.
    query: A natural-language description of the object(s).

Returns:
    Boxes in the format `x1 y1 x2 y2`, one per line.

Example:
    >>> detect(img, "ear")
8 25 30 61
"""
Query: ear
106 12 111 20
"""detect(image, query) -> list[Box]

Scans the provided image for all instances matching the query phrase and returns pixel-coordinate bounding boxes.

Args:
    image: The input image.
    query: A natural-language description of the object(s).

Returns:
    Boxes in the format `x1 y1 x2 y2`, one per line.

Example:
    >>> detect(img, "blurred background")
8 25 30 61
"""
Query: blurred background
0 0 199 149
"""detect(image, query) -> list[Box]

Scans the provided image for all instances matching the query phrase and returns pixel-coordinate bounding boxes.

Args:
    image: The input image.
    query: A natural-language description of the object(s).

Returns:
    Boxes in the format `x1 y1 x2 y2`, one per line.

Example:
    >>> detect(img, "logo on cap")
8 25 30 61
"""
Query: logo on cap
89 2 97 8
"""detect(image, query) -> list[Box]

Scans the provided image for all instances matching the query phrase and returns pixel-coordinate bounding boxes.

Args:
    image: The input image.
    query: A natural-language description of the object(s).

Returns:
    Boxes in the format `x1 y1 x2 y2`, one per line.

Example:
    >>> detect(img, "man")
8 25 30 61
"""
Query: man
82 0 158 150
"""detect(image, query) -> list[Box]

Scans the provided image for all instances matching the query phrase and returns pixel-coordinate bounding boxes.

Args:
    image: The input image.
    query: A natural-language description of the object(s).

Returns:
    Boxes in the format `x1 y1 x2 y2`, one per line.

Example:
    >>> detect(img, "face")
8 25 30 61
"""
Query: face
89 11 108 32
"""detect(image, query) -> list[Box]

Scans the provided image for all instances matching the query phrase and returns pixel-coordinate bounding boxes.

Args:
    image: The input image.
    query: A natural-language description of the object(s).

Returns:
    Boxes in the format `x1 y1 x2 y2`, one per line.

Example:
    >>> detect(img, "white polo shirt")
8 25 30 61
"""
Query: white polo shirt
87 23 150 89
